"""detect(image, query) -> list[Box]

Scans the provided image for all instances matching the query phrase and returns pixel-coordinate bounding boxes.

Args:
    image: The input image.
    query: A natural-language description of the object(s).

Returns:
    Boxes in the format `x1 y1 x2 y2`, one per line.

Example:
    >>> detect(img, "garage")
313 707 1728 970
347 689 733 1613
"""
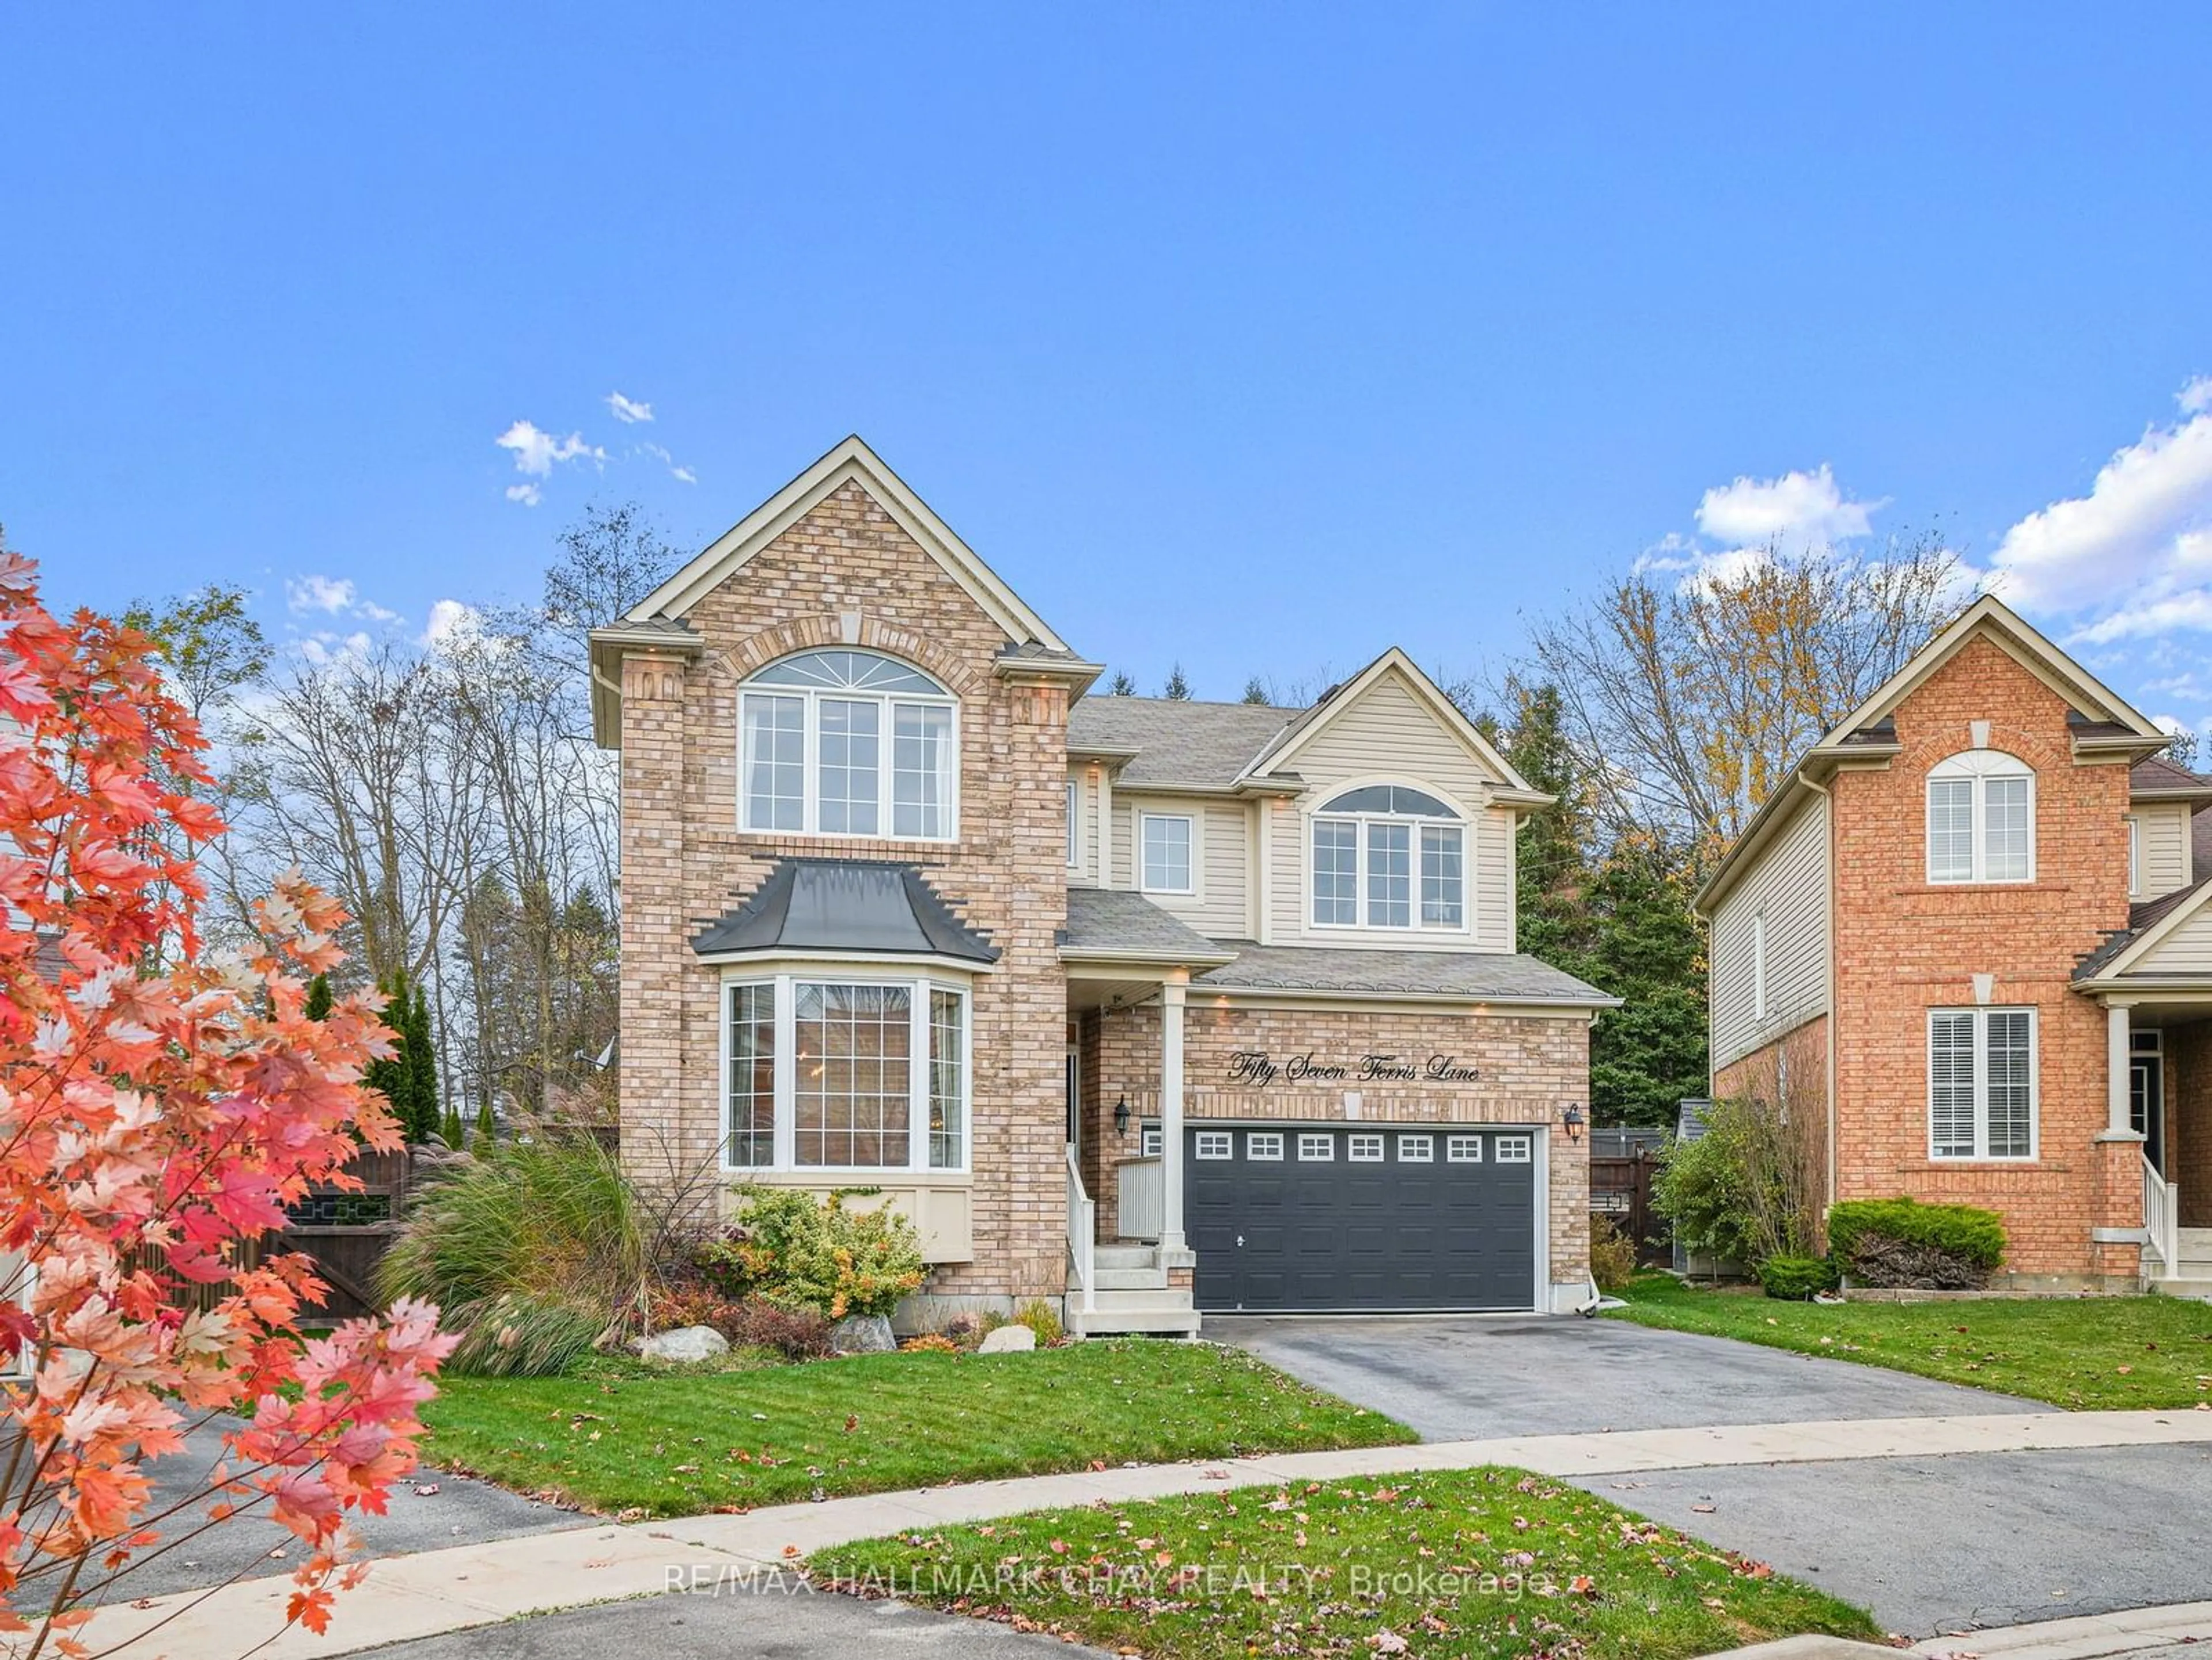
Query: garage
1185 1123 1539 1313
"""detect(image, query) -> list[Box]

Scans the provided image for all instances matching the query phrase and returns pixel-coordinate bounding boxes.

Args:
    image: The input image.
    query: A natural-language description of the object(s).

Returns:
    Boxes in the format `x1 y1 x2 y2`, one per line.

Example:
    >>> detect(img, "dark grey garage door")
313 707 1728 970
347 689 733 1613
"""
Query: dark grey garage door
1187 1124 1537 1312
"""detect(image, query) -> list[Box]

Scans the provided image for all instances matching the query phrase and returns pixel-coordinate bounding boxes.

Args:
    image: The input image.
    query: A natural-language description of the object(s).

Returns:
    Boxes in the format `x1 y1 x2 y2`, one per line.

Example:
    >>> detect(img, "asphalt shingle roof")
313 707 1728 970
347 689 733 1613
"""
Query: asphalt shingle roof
2075 876 2212 979
1059 888 1229 960
1066 697 1300 789
2131 756 2212 794
1194 942 1618 1005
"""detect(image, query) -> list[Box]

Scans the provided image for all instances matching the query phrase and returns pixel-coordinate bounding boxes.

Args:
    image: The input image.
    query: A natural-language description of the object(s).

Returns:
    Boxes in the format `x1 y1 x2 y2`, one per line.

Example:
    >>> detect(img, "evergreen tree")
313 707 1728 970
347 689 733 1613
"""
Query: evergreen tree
1107 670 1136 696
440 1100 467 1149
302 972 333 1021
1580 831 1710 1127
406 980 441 1142
1241 676 1268 705
1501 681 1598 971
1162 664 1192 699
474 1096 497 1146
362 969 411 1137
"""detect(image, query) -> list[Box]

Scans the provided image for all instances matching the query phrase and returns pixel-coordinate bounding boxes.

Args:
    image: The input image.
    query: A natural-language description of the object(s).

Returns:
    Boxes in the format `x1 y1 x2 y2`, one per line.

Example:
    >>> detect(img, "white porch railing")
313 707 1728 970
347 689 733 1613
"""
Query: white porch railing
2144 1153 2179 1276
1116 1156 1164 1242
1066 1149 1096 1316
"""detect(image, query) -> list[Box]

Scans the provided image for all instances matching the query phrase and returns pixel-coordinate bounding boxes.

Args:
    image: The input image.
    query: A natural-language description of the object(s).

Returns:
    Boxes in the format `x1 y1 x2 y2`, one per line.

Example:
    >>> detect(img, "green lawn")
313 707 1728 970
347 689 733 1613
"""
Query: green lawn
421 1340 1411 1517
1608 1274 2212 1409
810 1465 1881 1659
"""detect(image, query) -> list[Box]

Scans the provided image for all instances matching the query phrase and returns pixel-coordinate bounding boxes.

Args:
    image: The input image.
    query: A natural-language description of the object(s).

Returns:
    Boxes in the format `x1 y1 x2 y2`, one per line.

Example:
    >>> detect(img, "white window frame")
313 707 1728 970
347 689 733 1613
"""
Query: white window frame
1446 1134 1484 1162
718 969 971 1175
1927 1005 2040 1162
1246 1130 1283 1160
1141 1124 1163 1156
1066 779 1082 869
2127 815 2140 898
1494 1134 1532 1163
1751 910 1768 1024
1195 1131 1233 1160
1140 812 1196 895
737 652 960 842
1396 1133 1434 1162
1308 786 1469 934
1297 1132 1334 1161
1926 749 2036 886
1347 1133 1385 1162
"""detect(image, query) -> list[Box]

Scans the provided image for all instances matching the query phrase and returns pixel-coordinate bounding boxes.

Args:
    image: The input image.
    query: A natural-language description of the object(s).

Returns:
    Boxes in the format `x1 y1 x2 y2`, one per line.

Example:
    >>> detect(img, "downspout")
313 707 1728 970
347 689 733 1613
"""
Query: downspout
1796 768 1840 1216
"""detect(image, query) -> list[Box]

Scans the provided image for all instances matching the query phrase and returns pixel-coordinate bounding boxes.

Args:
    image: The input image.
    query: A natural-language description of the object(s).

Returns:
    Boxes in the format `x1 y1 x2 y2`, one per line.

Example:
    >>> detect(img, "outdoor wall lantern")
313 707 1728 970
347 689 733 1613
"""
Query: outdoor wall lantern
1113 1096 1131 1138
1562 1104 1585 1142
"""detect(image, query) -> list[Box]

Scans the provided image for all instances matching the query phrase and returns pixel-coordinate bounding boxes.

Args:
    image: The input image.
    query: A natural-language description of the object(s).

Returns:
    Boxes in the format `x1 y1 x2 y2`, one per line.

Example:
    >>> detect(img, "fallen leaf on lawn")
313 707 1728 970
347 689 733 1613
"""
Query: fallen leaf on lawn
843 1415 858 1432
1049 1540 1069 1555
1570 1575 1596 1595
2116 1365 2134 1375
1370 1632 1409 1654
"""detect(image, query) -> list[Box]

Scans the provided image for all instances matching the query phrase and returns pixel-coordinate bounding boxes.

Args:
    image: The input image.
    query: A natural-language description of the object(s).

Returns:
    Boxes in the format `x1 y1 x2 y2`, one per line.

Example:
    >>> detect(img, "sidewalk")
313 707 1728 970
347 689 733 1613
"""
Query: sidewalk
77 1407 2212 1660
1719 1600 2212 1660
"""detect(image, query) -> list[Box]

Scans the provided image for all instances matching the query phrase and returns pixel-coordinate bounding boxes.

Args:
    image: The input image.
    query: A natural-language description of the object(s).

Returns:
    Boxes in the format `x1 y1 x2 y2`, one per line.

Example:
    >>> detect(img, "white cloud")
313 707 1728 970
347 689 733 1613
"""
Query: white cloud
422 598 482 649
495 420 606 505
636 441 698 486
298 630 373 668
1694 464 1884 555
607 391 654 424
672 465 697 484
1988 388 2212 615
287 574 357 615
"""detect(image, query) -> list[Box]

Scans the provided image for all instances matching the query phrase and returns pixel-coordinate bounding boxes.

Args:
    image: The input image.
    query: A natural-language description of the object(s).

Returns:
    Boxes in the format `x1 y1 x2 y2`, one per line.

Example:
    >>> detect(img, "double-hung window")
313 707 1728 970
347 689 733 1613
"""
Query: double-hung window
738 650 958 839
1929 1006 2037 1160
722 973 970 1172
1310 784 1465 931
1141 813 1194 894
1926 750 2033 884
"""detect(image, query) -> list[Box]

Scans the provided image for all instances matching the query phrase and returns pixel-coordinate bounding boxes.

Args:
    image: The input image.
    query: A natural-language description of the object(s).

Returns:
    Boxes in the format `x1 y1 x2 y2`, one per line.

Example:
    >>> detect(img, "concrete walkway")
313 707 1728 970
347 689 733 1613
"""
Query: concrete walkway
72 1406 2212 1659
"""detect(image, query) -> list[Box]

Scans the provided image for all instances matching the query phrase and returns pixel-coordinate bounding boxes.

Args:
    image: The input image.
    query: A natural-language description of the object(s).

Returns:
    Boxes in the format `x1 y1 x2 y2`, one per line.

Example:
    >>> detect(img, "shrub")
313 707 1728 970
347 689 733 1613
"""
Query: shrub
647 1284 833 1359
902 1333 959 1354
1756 1255 1840 1301
1589 1214 1637 1293
1653 1092 1825 1270
1013 1298 1064 1346
698 1188 926 1319
1827 1197 2005 1288
380 1131 649 1371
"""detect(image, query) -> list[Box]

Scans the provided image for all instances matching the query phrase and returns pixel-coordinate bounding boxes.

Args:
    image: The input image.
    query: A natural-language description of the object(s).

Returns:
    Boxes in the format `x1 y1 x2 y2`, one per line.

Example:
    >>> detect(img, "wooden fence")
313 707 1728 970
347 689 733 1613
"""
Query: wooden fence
1589 1146 1670 1266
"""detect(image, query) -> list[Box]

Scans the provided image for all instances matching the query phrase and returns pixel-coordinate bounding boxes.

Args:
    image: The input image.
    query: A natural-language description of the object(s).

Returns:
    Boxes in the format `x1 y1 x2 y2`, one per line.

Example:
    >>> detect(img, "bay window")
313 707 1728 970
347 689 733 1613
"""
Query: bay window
722 973 969 1172
1929 1006 2037 1160
1926 750 2033 884
738 650 957 839
1310 784 1465 931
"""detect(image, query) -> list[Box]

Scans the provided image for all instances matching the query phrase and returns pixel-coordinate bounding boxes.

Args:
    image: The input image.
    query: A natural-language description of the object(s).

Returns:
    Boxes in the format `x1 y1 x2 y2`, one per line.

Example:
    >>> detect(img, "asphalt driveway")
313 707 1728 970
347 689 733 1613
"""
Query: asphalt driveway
1210 1312 2052 1439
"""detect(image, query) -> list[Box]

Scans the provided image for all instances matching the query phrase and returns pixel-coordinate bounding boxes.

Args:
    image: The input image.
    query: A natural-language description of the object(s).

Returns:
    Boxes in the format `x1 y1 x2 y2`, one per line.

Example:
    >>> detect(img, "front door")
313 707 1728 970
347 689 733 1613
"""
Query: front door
2132 1030 2166 1176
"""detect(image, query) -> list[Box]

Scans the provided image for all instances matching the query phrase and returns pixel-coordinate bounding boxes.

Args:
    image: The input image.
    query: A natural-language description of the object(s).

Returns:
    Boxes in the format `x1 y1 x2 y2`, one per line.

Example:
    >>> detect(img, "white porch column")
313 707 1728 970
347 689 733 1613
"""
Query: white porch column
1160 969 1188 1253
2105 1002 2139 1140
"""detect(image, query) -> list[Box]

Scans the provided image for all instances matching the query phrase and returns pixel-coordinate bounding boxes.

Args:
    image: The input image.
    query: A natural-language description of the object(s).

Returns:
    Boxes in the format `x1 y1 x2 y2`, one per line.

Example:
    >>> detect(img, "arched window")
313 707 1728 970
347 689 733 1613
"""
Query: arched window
1927 749 2034 884
739 650 959 839
1310 784 1465 931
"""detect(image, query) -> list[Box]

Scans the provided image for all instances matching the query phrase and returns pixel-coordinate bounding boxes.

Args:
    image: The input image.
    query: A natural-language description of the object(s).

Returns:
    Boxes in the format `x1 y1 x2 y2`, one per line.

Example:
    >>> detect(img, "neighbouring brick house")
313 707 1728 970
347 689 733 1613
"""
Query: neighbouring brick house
1698 594 2212 1293
589 437 1614 1333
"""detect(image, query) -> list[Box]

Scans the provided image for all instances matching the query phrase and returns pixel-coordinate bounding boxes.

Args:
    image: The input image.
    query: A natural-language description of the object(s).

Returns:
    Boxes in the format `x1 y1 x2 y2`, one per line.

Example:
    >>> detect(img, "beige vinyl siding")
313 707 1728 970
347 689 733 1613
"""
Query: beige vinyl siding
2134 905 2212 976
1262 671 1516 952
1710 793 1830 1071
2130 802 2192 899
1115 793 1250 937
1066 770 1099 886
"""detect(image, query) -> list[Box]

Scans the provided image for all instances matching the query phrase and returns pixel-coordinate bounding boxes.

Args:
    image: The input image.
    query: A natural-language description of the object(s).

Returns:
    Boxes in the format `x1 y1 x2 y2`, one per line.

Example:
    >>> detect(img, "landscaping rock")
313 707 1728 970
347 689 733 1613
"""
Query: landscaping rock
639 1325 729 1364
830 1314 896 1354
977 1324 1036 1354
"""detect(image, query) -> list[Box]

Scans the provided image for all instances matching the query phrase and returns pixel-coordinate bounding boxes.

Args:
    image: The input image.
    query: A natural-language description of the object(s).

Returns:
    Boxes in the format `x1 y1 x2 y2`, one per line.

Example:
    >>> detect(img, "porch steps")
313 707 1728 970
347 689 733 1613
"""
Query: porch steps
1068 1244 1200 1337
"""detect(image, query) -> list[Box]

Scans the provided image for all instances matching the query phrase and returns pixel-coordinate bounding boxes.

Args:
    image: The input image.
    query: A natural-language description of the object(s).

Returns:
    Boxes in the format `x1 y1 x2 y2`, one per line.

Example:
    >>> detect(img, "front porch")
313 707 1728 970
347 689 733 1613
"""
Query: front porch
2105 1000 2212 1292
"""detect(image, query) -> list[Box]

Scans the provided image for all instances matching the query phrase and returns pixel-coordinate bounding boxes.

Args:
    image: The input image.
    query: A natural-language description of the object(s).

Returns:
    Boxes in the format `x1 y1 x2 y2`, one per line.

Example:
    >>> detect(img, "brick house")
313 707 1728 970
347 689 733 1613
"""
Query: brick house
1698 594 2212 1293
589 437 1613 1333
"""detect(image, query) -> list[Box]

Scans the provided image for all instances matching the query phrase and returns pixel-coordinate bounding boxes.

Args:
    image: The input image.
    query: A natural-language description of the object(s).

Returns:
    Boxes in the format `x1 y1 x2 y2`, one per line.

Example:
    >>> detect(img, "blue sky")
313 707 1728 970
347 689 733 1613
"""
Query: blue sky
6 5 2211 729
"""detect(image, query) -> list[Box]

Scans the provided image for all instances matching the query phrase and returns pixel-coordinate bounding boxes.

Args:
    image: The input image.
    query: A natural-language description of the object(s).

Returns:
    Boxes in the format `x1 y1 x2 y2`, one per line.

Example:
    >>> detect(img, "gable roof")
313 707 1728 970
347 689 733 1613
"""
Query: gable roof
1238 648 1544 801
1066 698 1299 790
628 436 1073 650
2131 755 2212 803
1699 593 2171 913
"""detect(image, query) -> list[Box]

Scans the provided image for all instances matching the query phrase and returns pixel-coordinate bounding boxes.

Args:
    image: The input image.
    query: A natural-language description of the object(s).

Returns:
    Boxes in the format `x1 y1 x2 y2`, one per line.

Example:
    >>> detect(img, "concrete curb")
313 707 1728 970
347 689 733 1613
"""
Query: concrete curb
77 1408 2212 1659
1912 1598 2212 1658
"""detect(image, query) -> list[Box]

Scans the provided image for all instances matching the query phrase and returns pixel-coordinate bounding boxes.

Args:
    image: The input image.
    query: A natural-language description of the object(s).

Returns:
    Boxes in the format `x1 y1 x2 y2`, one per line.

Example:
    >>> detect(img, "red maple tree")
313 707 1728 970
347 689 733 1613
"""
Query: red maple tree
0 549 454 1657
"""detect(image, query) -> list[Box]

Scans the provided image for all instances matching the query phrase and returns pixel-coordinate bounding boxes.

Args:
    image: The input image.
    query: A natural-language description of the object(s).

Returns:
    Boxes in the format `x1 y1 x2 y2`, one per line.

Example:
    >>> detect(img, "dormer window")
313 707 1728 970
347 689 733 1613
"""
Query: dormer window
1311 784 1465 930
1926 749 2033 885
738 650 957 839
